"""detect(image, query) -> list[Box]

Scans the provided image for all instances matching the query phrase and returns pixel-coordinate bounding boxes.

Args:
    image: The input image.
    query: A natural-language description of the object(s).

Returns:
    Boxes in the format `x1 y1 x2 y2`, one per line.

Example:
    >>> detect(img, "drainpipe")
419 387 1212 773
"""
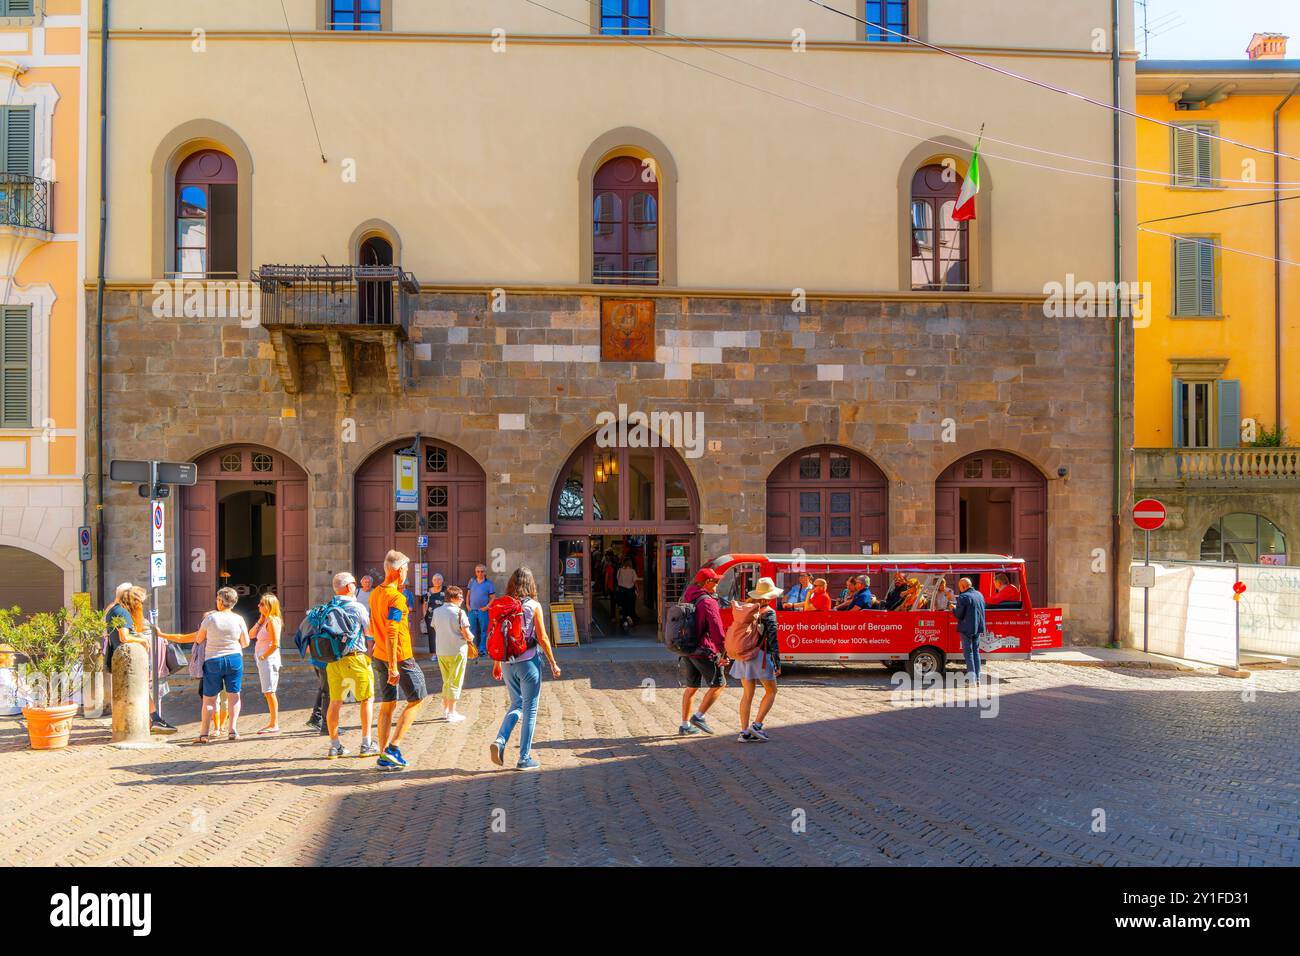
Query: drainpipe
93 0 109 607
1110 0 1124 644
1274 83 1298 435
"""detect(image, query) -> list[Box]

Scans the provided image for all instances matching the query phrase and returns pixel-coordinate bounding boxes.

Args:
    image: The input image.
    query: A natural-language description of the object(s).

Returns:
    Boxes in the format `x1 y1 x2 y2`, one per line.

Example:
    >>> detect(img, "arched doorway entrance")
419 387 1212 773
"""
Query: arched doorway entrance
935 451 1047 605
766 445 889 555
181 445 308 632
355 438 486 596
0 546 65 616
550 435 699 639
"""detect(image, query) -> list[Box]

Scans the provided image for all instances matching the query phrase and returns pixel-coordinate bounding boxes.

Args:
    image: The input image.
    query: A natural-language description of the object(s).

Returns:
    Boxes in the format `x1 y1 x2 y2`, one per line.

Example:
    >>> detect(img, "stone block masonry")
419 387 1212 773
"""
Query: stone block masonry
88 289 1131 643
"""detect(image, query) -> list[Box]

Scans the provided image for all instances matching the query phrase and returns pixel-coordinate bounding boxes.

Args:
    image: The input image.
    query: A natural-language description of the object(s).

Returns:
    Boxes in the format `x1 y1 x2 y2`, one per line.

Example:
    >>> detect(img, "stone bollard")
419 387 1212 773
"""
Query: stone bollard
110 642 154 746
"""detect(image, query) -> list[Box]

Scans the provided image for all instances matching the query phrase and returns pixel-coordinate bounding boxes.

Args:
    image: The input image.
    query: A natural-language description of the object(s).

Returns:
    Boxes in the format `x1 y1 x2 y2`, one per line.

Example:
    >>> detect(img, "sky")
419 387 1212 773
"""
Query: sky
1138 0 1300 59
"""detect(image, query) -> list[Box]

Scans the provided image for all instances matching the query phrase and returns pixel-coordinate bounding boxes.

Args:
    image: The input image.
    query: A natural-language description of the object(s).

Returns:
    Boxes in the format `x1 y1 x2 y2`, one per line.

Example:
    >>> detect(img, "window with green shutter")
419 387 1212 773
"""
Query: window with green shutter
1171 123 1216 188
0 1 36 19
0 306 31 428
1173 236 1218 316
0 106 34 176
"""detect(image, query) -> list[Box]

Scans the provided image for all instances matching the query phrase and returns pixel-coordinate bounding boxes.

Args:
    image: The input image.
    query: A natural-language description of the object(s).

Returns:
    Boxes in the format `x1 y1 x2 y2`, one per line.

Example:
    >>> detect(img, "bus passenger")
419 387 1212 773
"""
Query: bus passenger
991 572 1023 608
882 572 909 611
803 578 832 611
835 576 876 611
782 572 812 610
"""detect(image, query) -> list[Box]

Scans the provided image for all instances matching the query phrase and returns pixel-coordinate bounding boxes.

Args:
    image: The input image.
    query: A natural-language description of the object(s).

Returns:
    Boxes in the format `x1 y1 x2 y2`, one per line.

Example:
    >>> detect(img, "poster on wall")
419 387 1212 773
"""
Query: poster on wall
550 602 580 646
394 452 418 511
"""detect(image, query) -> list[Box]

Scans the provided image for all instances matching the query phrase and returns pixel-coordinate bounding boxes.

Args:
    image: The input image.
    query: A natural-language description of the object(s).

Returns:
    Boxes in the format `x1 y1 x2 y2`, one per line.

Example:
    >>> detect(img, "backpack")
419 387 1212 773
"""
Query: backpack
724 601 765 662
664 594 706 655
296 598 360 665
486 595 535 662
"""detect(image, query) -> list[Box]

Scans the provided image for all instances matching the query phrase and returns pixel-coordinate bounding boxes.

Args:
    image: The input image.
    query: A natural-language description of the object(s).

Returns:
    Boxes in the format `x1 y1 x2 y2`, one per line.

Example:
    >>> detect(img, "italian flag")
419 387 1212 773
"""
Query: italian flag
952 138 982 222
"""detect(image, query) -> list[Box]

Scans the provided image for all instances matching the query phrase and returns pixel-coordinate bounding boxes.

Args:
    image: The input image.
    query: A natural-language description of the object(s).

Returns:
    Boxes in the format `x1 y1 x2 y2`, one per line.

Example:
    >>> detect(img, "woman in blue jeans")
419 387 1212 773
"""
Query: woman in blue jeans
489 567 562 771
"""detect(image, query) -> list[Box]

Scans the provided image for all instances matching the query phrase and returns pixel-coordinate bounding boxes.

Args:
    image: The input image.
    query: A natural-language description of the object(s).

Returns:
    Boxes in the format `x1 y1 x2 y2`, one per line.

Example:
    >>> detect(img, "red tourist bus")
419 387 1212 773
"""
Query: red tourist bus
706 553 1064 678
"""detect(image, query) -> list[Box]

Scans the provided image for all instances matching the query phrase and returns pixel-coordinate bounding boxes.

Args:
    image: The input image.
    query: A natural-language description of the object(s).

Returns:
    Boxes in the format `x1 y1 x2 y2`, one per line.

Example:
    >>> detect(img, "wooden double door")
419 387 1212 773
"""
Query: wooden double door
180 446 308 633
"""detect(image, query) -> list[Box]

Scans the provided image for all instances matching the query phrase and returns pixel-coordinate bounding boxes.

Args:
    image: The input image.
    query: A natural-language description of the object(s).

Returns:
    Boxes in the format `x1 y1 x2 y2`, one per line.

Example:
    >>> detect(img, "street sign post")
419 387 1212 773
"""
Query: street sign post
151 500 165 552
78 526 92 562
110 458 201 729
1132 498 1167 654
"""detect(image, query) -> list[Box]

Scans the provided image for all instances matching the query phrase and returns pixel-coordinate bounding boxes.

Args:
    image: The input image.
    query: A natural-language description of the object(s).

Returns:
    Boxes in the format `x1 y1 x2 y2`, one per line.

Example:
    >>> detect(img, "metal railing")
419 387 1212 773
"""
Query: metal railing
0 173 51 232
252 264 419 335
1134 448 1300 483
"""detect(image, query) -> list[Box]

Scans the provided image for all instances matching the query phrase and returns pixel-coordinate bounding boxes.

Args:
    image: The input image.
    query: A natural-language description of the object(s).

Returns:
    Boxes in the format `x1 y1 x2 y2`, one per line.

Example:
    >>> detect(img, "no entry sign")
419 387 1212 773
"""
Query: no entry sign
1132 498 1167 532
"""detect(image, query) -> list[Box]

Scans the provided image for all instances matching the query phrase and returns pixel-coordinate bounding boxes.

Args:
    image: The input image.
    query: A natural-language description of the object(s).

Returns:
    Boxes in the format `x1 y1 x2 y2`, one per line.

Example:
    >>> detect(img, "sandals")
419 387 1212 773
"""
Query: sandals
256 727 281 736
196 735 210 744
227 731 240 741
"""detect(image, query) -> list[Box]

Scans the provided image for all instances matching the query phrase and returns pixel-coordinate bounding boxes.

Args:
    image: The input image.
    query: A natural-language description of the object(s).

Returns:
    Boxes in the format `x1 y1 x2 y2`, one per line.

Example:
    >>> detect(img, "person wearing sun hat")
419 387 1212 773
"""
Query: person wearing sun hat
731 576 783 742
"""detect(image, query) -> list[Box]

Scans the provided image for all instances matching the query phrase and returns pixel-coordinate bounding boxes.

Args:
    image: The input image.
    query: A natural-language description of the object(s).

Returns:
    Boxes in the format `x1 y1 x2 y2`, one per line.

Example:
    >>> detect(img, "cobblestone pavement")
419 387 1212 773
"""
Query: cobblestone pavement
2 655 1297 866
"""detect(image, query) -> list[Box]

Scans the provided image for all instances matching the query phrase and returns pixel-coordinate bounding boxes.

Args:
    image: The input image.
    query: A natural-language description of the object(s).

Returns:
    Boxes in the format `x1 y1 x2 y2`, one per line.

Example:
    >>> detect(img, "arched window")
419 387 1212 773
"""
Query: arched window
175 149 238 278
358 234 394 324
1200 513 1288 563
593 156 659 285
551 435 697 528
910 163 968 291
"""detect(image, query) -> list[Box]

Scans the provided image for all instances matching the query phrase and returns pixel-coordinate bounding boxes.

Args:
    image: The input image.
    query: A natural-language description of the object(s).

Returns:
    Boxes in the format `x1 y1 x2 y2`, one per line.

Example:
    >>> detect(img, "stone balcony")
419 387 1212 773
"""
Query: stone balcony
1135 448 1300 489
252 264 418 395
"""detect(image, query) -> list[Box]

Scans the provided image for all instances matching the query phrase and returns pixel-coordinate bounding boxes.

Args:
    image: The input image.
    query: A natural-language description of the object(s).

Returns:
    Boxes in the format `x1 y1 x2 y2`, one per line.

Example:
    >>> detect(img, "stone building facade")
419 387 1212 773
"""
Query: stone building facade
85 0 1138 644
92 285 1126 643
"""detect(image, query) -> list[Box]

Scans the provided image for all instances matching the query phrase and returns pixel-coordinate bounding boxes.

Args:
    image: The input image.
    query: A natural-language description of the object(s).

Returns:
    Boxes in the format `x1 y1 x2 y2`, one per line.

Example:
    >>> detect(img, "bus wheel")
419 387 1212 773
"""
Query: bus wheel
908 648 944 680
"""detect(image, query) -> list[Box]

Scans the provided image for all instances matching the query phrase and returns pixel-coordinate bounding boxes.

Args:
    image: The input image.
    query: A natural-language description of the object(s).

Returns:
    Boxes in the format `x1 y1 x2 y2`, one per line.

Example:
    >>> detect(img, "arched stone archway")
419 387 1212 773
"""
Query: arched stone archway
355 438 487 592
765 445 889 555
935 450 1047 605
181 444 308 631
0 545 65 616
549 432 700 639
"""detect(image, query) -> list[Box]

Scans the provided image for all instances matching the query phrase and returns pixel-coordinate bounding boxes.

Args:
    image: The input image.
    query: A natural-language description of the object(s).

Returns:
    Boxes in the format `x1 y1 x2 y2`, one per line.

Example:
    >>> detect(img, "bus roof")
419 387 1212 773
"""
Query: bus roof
710 553 1025 567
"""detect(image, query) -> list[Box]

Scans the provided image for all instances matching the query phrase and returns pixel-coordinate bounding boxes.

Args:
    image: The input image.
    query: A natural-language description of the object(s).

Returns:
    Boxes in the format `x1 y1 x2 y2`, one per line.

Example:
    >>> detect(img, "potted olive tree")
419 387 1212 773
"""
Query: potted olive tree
0 597 104 749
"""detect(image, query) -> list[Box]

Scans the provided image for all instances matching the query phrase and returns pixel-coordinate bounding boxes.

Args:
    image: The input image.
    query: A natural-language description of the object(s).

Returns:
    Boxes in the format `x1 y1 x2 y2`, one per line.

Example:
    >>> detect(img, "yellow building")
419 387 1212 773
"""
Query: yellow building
0 0 88 613
1134 36 1300 566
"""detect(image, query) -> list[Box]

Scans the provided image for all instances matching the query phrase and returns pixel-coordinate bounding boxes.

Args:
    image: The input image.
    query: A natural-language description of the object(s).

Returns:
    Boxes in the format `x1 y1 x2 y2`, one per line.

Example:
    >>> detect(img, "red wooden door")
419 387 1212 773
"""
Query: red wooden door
934 485 959 554
278 479 309 633
1014 485 1047 608
355 439 487 592
183 446 308 632
934 451 1048 607
180 481 218 631
766 446 888 555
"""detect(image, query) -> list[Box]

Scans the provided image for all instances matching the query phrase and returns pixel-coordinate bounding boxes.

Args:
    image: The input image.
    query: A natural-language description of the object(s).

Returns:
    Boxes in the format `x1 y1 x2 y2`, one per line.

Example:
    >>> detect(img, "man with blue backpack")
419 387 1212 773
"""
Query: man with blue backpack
296 571 379 759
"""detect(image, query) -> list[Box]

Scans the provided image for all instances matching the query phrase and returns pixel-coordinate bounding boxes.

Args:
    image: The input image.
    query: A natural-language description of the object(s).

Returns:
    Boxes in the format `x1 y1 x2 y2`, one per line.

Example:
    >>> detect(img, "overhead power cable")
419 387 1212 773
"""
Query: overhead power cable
804 0 1300 165
519 0 1293 192
1138 225 1300 269
1138 193 1300 225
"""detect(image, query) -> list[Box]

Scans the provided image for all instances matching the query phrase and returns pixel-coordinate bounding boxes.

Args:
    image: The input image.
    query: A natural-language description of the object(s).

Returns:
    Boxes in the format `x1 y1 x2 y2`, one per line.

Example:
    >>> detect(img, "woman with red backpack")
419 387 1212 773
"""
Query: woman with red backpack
488 567 562 771
728 576 782 742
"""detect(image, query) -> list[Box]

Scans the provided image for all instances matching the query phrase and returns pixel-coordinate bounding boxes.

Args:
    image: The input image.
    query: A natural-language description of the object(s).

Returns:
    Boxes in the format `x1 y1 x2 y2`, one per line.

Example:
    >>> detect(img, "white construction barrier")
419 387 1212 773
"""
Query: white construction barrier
1130 560 1300 666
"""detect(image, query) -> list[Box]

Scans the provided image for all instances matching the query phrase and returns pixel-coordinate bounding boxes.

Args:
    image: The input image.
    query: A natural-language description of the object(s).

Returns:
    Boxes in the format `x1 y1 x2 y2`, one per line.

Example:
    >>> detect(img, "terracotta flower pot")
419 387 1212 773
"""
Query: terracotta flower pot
22 703 78 750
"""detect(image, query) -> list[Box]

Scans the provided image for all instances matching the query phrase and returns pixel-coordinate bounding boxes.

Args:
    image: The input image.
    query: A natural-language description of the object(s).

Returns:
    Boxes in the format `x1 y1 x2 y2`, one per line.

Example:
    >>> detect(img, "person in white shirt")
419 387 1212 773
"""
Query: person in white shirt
194 587 249 742
432 586 474 722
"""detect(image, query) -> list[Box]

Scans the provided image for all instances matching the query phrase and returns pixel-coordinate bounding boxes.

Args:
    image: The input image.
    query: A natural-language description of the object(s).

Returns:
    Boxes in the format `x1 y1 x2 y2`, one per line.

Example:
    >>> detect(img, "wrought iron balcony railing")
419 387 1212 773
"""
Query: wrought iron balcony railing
0 173 52 233
252 264 419 336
